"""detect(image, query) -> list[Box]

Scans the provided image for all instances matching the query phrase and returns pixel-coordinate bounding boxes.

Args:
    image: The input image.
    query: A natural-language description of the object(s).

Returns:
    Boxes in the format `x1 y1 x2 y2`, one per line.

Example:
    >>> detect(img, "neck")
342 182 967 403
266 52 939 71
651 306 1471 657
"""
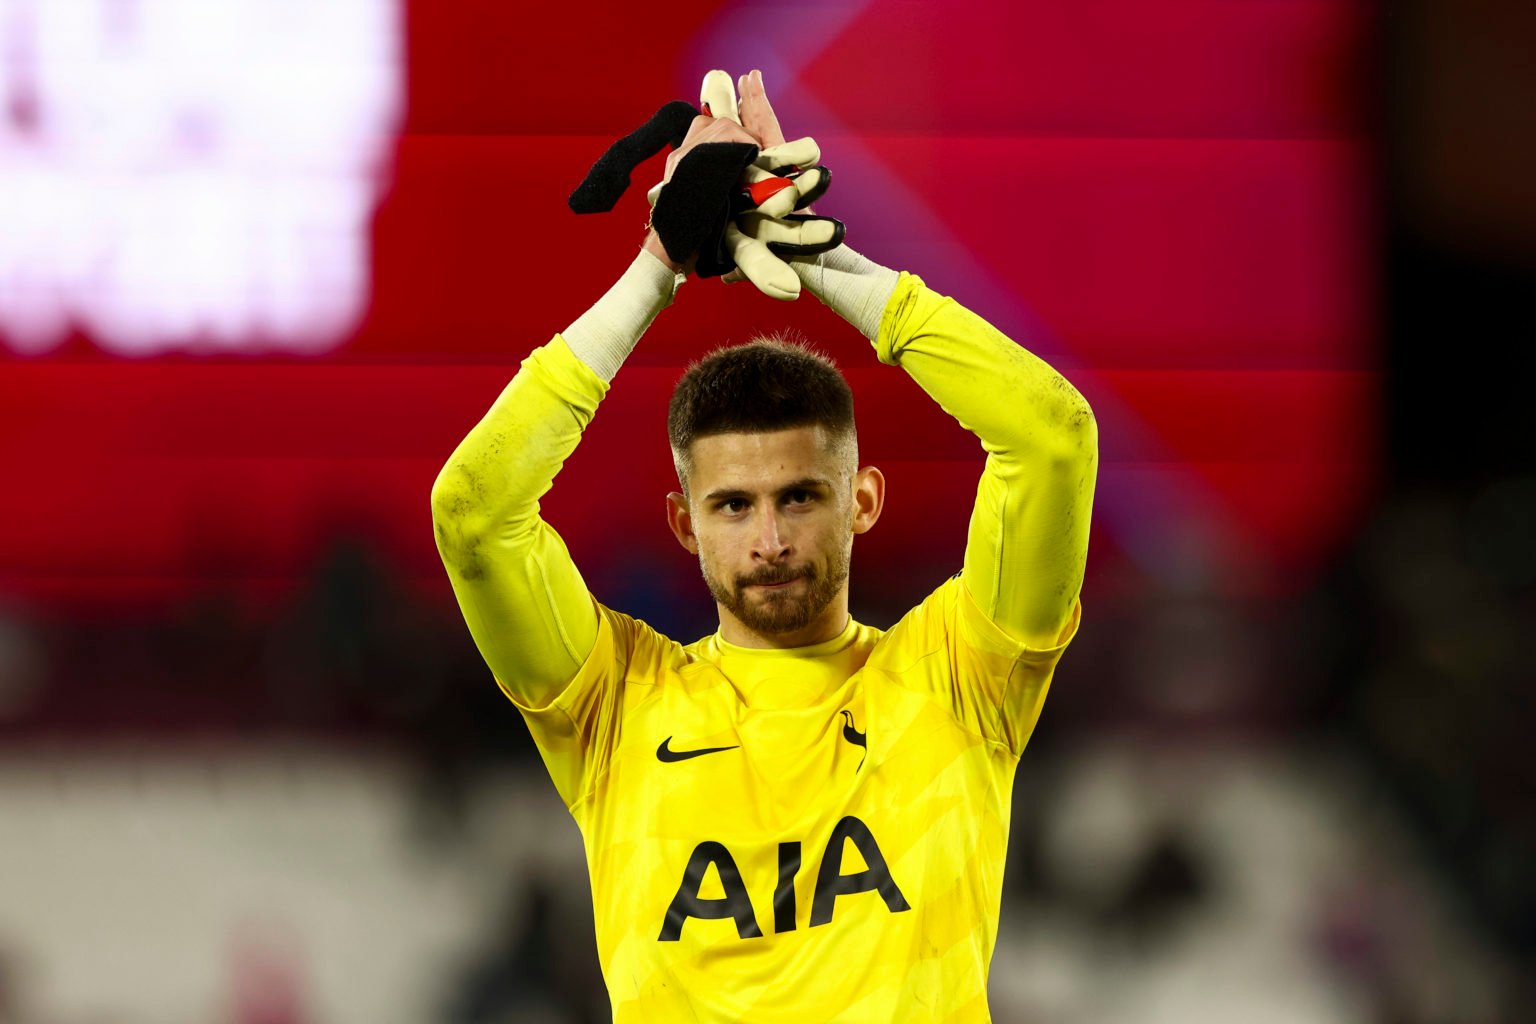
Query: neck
716 593 851 649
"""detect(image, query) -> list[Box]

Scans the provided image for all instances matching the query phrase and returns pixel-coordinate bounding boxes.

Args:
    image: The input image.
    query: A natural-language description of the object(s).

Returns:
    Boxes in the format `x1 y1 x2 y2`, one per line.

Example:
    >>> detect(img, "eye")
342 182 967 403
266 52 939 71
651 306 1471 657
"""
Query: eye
786 488 814 505
719 498 749 514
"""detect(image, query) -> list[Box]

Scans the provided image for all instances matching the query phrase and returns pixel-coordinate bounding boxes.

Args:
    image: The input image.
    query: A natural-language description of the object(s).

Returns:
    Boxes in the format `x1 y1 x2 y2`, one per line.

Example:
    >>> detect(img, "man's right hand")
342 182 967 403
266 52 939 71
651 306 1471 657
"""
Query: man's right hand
641 112 765 276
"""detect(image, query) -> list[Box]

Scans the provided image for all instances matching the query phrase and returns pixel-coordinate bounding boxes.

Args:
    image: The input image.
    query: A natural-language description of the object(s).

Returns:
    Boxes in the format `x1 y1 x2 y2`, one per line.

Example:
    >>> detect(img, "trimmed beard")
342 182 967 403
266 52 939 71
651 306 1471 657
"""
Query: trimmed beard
701 545 851 636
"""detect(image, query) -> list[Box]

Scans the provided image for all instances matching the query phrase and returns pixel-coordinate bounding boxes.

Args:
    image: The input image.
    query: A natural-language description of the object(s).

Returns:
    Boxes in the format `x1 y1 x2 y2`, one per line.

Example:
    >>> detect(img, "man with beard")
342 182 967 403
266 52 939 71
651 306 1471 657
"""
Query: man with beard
431 70 1097 1022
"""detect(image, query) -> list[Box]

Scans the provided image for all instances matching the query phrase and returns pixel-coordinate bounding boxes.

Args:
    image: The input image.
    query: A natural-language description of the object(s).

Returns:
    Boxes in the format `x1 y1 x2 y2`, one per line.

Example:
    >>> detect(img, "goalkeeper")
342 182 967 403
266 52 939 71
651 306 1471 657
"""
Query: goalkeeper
431 69 1098 1023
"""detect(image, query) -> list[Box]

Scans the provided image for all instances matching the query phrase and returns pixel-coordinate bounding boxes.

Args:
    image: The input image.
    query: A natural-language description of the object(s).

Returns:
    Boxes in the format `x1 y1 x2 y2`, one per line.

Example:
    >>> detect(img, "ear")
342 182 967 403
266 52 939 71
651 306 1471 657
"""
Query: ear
666 491 699 554
851 466 885 535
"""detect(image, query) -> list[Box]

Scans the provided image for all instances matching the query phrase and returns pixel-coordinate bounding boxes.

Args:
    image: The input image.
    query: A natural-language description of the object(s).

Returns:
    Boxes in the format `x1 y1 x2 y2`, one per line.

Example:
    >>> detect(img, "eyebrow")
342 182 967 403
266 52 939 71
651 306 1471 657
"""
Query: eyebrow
703 477 834 505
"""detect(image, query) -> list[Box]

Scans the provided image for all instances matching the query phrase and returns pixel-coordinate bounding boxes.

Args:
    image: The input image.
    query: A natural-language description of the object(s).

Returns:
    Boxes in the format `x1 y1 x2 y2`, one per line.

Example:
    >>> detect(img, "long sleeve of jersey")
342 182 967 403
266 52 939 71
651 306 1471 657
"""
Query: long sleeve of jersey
793 249 1097 651
877 272 1097 650
430 251 680 708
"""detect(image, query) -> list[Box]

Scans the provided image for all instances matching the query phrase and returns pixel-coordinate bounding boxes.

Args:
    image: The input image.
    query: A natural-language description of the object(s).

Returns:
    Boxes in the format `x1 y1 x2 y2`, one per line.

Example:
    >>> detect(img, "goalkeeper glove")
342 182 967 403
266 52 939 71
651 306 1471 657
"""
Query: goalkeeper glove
569 71 842 300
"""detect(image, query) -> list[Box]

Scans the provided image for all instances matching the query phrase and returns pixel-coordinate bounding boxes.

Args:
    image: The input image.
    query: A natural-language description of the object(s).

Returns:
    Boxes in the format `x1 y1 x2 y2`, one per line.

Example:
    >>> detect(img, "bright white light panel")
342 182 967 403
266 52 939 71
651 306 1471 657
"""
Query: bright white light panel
0 0 402 356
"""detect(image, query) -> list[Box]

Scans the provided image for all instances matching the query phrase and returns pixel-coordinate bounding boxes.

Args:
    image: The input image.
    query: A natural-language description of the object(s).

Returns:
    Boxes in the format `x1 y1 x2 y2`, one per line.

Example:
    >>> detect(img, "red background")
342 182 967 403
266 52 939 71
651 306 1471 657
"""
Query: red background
0 0 1375 619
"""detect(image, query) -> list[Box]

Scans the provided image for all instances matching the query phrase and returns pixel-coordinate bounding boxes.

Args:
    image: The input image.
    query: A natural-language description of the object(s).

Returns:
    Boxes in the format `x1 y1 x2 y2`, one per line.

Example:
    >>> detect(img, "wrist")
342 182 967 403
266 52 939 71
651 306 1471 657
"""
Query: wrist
563 248 684 382
791 244 901 342
642 230 690 276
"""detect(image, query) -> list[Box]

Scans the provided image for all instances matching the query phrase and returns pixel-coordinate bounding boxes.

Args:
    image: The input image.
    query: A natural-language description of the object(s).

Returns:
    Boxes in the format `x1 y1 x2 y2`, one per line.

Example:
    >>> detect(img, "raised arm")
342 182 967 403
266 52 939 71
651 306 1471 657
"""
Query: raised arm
797 249 1097 649
430 244 683 704
731 70 1096 646
431 96 782 705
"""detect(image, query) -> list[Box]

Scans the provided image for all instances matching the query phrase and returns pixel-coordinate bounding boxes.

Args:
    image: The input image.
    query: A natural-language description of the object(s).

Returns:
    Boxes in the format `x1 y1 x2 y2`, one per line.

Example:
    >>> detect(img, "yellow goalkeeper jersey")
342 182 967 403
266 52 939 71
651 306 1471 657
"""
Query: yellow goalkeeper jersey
434 264 1097 1022
513 577 1079 1022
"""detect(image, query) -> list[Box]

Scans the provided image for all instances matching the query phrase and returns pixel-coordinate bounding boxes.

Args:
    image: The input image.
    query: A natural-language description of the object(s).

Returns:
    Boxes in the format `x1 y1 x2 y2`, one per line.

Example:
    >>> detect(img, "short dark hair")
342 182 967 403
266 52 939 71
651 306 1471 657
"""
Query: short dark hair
668 333 857 491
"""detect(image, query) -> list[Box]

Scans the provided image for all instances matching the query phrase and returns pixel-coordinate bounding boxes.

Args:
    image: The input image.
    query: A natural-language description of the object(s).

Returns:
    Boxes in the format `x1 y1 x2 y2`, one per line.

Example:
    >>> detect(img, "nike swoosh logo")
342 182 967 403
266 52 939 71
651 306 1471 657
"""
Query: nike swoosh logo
657 737 740 763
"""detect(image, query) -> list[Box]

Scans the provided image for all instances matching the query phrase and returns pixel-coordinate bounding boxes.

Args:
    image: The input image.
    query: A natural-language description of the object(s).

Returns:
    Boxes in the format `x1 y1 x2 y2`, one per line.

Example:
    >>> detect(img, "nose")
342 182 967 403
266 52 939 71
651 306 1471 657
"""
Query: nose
751 507 791 563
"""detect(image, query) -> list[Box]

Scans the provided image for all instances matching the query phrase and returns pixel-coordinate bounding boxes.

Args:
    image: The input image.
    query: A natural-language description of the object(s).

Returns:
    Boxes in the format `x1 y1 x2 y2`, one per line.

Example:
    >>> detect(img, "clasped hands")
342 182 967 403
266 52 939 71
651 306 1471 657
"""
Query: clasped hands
568 69 843 301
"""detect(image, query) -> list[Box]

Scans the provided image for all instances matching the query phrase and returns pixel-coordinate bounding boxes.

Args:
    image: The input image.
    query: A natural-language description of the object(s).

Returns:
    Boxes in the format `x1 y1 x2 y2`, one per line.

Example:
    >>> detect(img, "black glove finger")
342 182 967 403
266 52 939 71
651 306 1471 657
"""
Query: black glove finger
734 211 844 257
568 100 698 214
789 165 831 209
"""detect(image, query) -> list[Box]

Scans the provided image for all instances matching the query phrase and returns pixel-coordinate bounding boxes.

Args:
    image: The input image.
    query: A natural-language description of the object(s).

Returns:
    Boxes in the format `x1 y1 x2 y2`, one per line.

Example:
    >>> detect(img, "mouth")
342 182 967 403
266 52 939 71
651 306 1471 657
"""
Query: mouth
748 576 803 590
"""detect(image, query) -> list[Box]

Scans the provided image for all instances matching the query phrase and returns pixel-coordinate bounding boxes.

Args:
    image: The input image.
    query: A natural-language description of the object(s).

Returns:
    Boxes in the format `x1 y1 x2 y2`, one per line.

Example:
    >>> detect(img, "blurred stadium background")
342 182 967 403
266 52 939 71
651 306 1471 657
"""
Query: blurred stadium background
0 0 1531 1020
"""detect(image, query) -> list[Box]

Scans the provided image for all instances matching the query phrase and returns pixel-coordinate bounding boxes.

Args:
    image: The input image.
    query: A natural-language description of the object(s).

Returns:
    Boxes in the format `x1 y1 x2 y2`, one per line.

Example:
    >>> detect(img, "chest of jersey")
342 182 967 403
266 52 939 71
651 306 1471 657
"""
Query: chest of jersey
577 657 1012 956
544 595 1047 1022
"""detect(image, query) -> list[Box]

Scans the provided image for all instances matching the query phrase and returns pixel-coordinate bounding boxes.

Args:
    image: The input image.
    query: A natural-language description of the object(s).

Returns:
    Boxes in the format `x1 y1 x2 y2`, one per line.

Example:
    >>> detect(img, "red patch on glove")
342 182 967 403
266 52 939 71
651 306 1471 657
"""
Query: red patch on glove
745 176 793 208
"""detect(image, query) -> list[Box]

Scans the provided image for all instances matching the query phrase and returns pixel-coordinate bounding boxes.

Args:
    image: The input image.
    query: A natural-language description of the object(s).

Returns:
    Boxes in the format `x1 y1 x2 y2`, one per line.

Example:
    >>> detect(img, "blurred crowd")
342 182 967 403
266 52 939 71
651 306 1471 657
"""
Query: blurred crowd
0 490 1531 1021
